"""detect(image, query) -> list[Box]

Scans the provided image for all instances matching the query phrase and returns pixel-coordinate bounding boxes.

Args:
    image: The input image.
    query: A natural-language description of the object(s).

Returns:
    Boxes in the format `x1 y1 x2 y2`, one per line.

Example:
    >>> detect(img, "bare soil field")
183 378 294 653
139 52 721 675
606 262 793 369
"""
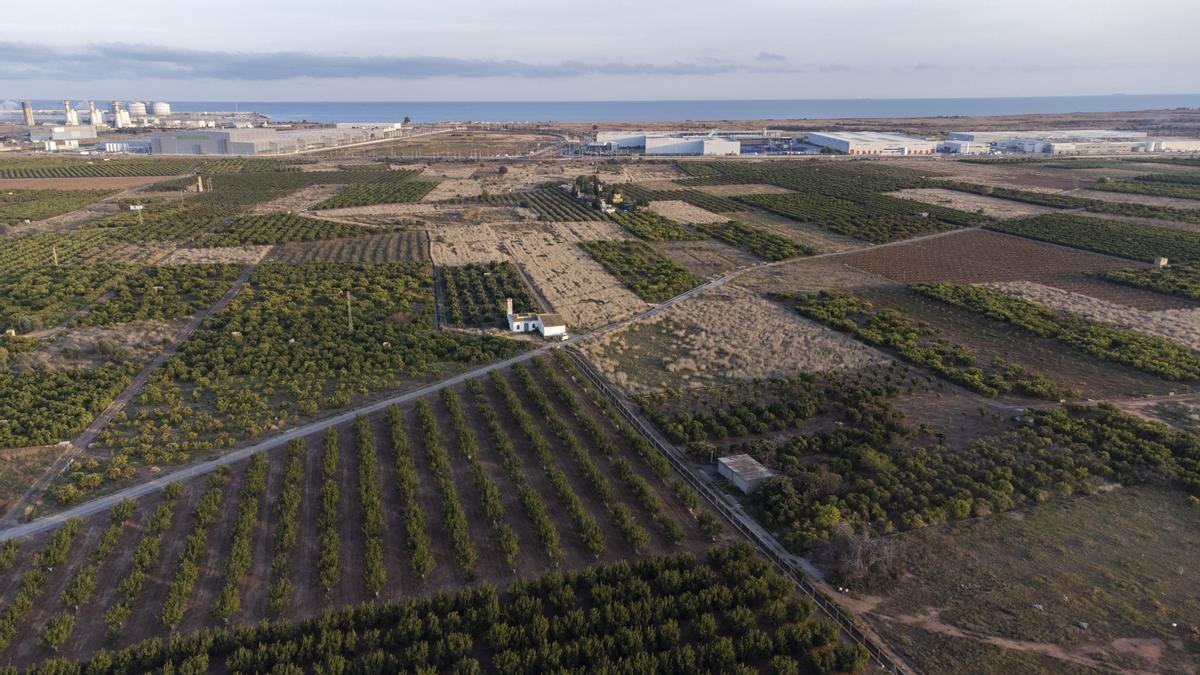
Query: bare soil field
428 224 508 265
732 209 868 254
1072 188 1200 210
421 178 484 201
862 486 1200 675
840 229 1193 310
889 188 1057 219
0 177 178 190
924 161 1101 191
497 223 646 329
0 447 60 515
266 231 429 263
652 239 760 278
556 220 629 241
321 202 532 225
580 284 888 393
983 281 1200 351
248 184 343 214
159 245 272 265
734 256 889 295
647 199 729 224
0 357 722 667
693 183 795 196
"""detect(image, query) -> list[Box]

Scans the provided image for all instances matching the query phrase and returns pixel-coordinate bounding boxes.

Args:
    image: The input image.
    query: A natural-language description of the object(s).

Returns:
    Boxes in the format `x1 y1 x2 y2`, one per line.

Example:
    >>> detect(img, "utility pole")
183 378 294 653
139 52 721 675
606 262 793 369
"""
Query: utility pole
52 246 59 267
345 290 353 332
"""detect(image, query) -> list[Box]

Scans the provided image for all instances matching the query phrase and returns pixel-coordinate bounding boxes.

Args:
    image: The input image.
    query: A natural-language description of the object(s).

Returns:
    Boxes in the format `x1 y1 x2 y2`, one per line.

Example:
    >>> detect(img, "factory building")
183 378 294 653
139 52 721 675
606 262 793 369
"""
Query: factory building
948 130 1200 155
937 140 990 155
29 125 98 142
592 131 741 155
645 136 740 155
150 124 405 155
807 131 937 155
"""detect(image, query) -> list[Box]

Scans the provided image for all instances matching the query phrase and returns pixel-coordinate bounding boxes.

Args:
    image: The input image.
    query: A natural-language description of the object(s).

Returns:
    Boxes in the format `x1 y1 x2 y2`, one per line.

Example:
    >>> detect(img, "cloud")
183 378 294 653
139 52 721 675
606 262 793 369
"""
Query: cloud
0 41 807 81
755 52 786 62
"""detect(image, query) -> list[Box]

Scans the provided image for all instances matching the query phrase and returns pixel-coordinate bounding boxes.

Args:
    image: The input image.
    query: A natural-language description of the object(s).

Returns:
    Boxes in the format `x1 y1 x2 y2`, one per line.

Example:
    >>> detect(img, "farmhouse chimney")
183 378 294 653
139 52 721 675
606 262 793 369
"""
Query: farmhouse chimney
506 297 513 315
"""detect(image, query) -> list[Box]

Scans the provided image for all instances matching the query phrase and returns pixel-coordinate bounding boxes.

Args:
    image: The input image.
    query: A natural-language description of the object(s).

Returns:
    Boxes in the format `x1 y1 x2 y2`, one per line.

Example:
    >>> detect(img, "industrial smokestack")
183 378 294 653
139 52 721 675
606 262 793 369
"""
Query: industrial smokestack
109 100 124 129
87 100 101 126
21 100 33 126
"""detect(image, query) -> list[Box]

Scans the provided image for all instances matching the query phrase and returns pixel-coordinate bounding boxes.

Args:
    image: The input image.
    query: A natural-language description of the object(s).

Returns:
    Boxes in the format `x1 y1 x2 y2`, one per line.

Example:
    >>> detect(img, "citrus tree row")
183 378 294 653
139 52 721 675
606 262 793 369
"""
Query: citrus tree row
986 213 1200 263
578 240 700 302
465 379 564 563
513 363 651 552
415 399 478 577
267 439 305 613
318 428 340 592
212 453 268 621
355 415 387 595
461 189 610 222
195 213 377 247
312 170 434 209
104 483 182 641
441 261 536 326
160 469 228 629
441 388 521 571
0 188 117 223
384 405 435 578
490 370 606 557
0 519 82 651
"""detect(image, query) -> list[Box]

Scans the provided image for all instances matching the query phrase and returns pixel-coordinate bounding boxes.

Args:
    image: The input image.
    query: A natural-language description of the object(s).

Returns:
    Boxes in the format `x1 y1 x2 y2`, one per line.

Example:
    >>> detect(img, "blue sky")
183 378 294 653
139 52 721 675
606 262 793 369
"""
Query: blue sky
1 0 1197 100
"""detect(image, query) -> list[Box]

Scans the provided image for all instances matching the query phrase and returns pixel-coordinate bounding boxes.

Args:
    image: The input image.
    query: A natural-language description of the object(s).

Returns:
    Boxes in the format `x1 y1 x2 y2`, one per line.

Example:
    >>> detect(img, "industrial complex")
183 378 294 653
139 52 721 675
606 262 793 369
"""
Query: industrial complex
149 124 406 155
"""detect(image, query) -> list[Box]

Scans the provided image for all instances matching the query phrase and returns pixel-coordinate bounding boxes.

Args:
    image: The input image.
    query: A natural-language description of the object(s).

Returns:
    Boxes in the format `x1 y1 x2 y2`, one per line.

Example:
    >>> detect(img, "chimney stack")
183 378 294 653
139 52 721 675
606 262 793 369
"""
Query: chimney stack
21 100 33 126
506 297 513 315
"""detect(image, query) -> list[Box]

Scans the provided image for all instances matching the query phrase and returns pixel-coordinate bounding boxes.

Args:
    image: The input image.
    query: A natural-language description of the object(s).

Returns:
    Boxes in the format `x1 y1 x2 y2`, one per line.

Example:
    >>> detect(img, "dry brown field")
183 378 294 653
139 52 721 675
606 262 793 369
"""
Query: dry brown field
159 246 272 265
839 229 1193 310
888 188 1057 219
692 183 795 196
247 184 344 214
496 223 645 329
646 199 728 223
652 240 760 277
580 284 888 393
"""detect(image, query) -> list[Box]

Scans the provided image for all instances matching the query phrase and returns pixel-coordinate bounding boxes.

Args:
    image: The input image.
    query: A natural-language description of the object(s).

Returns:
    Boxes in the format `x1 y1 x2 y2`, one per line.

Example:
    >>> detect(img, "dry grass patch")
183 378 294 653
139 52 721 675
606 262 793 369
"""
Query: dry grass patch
429 224 508 265
581 285 887 393
647 200 728 224
653 240 759 278
10 319 181 372
890 188 1056 219
983 281 1200 351
732 209 865 254
159 245 272 265
248 184 344 214
422 178 484 201
736 256 890 295
497 224 646 329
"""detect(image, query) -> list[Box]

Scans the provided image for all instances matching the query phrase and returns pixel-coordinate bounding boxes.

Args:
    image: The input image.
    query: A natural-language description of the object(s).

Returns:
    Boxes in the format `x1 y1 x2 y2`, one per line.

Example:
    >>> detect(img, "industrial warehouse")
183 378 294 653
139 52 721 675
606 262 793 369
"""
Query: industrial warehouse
149 124 406 155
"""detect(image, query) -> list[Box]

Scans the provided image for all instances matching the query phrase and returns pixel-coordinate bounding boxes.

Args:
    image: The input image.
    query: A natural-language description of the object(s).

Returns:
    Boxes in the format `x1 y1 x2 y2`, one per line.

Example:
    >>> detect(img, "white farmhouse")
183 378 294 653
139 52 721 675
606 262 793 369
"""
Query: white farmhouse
505 298 568 340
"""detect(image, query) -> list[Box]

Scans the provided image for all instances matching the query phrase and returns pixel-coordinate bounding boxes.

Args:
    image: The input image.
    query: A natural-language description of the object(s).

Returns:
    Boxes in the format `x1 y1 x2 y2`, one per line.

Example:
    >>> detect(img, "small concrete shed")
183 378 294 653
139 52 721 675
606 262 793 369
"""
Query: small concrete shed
717 454 774 494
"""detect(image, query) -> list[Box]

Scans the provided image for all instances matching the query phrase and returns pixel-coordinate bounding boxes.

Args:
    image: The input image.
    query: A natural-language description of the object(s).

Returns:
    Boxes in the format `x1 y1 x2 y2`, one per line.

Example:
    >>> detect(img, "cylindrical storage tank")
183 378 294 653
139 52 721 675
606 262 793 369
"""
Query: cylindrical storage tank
128 101 147 116
151 101 171 116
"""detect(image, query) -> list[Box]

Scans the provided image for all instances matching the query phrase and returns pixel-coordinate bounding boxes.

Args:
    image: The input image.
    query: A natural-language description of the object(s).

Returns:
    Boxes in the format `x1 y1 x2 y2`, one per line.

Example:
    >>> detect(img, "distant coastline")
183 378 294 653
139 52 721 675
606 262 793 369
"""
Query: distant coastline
22 94 1200 124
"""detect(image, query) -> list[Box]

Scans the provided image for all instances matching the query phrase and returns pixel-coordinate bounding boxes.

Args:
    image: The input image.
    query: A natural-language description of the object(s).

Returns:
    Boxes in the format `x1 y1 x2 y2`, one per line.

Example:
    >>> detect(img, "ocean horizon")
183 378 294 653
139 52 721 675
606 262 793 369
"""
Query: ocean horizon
17 94 1200 124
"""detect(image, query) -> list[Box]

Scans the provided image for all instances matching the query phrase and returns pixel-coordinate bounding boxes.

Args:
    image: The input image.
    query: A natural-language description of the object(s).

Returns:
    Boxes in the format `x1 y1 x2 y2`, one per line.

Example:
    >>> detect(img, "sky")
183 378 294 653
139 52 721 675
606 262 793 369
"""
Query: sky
1 0 1197 101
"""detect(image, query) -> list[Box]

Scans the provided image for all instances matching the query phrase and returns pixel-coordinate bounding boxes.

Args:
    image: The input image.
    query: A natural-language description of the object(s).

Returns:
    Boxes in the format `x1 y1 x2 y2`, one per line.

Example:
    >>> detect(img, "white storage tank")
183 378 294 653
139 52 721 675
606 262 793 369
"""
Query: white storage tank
127 101 147 116
151 101 171 116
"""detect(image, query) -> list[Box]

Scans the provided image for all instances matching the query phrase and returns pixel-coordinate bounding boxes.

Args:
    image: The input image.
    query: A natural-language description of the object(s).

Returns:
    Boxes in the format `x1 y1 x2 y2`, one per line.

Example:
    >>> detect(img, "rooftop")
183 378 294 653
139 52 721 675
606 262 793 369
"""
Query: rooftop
809 131 932 143
537 313 566 328
717 454 774 482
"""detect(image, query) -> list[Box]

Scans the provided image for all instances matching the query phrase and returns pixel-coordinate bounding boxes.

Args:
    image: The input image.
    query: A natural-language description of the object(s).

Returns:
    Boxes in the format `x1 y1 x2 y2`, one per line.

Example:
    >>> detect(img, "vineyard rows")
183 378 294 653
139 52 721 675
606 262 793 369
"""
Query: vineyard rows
266 231 430 263
312 170 436 209
458 189 610 221
986 213 1200 263
0 356 724 668
0 159 197 179
195 213 377 247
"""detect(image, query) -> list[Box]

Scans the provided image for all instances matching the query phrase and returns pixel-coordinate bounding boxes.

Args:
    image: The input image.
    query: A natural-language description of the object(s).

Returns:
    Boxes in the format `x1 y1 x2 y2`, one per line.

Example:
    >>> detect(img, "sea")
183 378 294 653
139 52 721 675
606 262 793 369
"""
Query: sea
16 94 1200 124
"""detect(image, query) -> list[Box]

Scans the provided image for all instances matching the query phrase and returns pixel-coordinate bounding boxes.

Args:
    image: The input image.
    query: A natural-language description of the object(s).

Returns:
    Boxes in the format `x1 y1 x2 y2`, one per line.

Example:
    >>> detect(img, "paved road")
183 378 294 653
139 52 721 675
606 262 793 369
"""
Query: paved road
0 265 256 526
0 345 552 542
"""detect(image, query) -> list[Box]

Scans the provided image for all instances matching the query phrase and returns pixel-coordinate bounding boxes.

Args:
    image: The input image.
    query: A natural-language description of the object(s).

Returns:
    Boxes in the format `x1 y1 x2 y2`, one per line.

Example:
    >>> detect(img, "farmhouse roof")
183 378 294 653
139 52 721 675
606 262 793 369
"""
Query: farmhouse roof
537 313 566 328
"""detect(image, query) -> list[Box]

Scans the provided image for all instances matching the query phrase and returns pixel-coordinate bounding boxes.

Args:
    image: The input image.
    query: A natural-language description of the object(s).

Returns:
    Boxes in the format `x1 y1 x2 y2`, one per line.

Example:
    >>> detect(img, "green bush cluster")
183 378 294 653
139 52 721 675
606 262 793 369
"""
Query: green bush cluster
195 213 377 247
694 220 814 260
267 439 305 613
0 189 116 223
318 428 340 592
354 415 387 595
313 170 437 209
213 453 268 620
384 404 436 577
104 484 182 641
455 188 611 222
160 470 229 628
416 399 477 576
79 263 242 326
611 210 708 241
579 239 701 302
987 212 1200 262
1106 262 1200 300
